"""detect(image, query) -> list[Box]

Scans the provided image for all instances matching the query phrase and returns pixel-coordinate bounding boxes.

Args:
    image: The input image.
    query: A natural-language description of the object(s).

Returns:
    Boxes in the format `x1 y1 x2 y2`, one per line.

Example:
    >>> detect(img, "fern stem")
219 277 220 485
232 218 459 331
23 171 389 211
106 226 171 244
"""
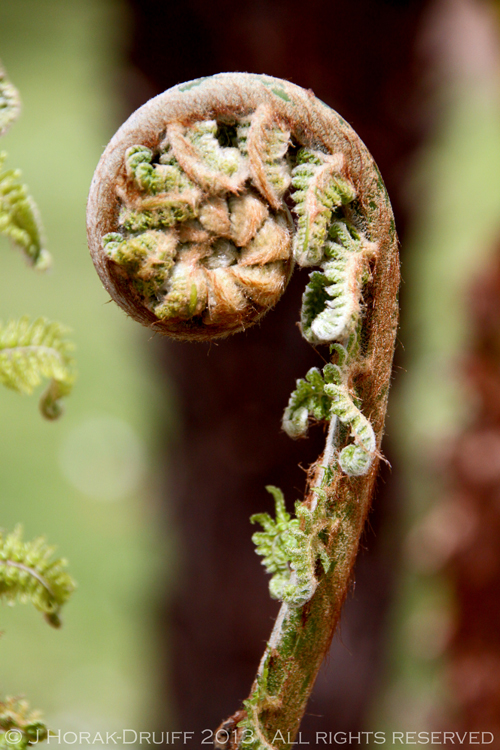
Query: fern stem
311 416 339 510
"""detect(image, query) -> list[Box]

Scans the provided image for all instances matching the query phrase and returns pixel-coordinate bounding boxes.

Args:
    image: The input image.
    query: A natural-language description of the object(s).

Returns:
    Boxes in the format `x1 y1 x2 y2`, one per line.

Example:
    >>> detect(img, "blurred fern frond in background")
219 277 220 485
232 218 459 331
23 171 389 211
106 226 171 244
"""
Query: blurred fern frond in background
0 525 75 629
0 317 74 419
0 62 73 418
0 151 50 271
0 58 76 746
0 696 48 750
0 61 20 137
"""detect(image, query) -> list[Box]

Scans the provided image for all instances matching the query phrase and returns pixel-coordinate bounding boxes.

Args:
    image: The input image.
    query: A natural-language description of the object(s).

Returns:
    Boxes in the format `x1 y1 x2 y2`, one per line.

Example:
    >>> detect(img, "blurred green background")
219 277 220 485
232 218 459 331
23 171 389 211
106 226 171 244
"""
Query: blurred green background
0 0 173 741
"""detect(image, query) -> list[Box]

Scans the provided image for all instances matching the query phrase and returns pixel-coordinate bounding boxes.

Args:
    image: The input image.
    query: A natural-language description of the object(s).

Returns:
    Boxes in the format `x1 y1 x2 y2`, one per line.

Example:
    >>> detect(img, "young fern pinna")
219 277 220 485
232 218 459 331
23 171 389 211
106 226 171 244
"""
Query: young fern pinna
87 73 399 749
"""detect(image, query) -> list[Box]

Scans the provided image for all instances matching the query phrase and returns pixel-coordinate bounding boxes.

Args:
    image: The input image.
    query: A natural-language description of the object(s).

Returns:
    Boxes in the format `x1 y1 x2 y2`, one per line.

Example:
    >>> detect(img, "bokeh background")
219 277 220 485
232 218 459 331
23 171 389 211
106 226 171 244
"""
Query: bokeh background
2 0 500 746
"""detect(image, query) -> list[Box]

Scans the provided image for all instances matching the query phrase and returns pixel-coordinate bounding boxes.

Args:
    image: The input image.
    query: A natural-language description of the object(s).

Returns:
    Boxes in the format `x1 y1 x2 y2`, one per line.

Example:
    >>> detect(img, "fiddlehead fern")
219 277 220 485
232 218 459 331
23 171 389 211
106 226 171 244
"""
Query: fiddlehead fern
87 73 399 749
95 115 293 340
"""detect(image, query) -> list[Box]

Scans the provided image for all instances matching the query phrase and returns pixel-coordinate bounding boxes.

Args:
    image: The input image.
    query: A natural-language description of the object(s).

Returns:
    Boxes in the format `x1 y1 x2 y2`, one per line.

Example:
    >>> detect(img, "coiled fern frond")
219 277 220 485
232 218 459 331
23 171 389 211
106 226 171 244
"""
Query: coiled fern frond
0 526 75 628
0 317 74 420
87 72 399 749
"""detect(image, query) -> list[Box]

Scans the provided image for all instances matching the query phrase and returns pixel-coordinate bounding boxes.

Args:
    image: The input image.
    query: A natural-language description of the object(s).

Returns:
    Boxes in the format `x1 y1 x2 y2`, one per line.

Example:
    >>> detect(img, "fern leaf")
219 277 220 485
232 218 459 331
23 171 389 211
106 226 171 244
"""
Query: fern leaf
167 120 248 194
242 105 291 209
282 366 337 438
0 526 75 628
117 146 200 231
324 383 376 476
291 149 356 266
0 697 48 749
0 317 75 419
251 486 299 603
0 153 50 270
300 222 370 344
251 487 339 607
0 64 20 138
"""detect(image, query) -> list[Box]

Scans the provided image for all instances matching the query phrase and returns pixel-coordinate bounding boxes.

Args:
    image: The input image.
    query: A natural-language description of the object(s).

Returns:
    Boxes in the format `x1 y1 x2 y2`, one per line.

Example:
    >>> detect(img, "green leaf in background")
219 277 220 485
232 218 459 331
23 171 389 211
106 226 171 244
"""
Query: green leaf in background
0 152 50 271
0 696 48 749
0 61 20 137
0 525 75 628
0 317 74 419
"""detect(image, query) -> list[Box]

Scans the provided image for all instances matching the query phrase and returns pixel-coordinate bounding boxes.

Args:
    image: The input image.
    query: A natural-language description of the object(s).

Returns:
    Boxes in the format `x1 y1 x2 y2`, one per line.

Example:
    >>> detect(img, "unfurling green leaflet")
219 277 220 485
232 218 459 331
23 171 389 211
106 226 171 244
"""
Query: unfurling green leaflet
0 152 50 271
253 126 377 615
324 384 376 477
282 349 375 477
251 486 339 607
0 697 48 750
0 317 74 420
237 105 291 209
0 64 20 138
251 486 299 601
281 363 340 438
300 222 371 345
167 119 247 194
291 148 356 267
0 526 75 628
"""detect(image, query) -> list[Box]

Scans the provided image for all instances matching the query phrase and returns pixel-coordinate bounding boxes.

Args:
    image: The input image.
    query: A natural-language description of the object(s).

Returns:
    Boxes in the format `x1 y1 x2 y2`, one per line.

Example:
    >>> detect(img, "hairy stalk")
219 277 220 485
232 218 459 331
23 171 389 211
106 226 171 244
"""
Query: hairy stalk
87 73 399 748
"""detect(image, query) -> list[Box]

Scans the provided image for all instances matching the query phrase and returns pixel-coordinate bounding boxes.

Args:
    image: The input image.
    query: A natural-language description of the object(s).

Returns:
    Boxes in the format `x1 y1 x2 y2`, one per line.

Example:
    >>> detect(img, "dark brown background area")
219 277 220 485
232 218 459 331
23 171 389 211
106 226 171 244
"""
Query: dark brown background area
122 0 433 738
